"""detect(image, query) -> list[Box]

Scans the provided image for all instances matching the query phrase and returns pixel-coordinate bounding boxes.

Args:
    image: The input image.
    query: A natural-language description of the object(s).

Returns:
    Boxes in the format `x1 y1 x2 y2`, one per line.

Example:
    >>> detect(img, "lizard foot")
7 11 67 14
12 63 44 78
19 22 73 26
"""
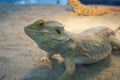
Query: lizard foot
41 57 51 64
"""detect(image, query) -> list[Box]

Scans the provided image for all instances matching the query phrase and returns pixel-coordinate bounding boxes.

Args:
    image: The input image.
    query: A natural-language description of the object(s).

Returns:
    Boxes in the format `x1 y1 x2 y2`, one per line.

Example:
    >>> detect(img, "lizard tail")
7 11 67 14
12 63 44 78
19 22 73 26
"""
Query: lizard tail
106 7 120 15
108 7 120 11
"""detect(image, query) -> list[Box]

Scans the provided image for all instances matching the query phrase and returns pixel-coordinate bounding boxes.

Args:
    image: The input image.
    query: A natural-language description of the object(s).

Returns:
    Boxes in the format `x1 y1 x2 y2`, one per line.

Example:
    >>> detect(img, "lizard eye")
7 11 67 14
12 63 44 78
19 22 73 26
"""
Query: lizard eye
56 29 61 35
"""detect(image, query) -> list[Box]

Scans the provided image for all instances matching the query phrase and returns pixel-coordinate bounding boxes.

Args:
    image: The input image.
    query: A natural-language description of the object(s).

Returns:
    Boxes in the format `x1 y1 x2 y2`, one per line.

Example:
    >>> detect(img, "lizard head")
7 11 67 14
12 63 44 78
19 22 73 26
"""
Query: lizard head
24 19 70 49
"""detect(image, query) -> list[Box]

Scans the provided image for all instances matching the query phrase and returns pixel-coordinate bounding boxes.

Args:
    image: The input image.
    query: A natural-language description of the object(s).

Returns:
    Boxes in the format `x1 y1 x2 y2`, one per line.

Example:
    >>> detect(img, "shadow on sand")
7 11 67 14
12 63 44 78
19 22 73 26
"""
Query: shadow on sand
112 49 120 57
23 56 111 80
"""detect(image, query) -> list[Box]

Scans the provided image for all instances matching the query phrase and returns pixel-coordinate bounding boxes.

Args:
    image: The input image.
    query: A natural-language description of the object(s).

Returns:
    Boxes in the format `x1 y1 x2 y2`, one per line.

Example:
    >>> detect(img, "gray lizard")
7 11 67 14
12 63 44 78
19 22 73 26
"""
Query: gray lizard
24 19 120 80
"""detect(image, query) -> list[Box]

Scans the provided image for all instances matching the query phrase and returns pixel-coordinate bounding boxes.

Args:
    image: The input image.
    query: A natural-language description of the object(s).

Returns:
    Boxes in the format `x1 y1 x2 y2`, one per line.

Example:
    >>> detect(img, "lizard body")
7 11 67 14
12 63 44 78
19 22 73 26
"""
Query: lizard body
24 19 120 80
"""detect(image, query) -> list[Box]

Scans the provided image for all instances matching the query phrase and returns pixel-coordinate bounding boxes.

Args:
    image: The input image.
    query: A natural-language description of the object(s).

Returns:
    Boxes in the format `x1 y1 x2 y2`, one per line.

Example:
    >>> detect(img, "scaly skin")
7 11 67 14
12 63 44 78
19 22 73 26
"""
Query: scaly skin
69 0 120 16
24 19 120 80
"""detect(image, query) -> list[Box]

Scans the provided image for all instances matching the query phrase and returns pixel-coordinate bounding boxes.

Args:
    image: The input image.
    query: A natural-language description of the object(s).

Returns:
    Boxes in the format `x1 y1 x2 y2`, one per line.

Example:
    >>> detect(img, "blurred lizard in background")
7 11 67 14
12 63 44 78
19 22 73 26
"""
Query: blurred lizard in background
69 0 120 16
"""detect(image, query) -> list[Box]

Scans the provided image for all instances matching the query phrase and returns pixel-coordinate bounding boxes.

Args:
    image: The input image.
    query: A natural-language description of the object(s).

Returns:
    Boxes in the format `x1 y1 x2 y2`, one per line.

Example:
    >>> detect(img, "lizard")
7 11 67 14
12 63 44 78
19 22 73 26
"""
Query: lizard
24 19 120 80
69 0 120 16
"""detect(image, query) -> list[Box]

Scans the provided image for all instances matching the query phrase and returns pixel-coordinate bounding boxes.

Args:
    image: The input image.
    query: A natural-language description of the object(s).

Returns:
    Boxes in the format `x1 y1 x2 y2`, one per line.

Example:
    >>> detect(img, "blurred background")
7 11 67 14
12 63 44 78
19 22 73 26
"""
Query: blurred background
0 0 120 6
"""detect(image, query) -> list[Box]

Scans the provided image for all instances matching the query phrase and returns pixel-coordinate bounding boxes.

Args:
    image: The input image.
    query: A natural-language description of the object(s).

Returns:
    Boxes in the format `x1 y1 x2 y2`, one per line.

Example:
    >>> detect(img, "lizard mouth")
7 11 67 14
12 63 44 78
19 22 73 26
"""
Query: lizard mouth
25 30 69 42
52 35 70 41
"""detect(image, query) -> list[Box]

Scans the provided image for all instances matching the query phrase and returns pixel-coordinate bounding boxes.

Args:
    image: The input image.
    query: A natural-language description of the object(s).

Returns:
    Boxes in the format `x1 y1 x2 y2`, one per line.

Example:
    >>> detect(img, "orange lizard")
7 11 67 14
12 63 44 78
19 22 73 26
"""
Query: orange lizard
69 0 120 16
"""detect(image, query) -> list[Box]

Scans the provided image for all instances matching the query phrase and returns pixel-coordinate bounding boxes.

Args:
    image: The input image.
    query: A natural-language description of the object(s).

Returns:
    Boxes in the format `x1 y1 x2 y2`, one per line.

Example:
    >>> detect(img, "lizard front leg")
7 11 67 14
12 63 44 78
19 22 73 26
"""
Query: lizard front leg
57 55 75 80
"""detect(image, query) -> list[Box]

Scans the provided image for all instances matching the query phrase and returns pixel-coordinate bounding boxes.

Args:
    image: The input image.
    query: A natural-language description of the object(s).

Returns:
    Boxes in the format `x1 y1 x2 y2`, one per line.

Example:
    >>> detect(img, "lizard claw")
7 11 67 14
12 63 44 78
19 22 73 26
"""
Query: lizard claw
41 57 51 64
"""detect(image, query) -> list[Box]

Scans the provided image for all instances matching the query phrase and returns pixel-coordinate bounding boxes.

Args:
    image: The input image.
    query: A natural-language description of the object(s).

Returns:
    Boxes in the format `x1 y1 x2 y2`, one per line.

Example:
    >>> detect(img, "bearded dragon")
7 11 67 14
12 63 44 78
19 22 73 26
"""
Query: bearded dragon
69 0 120 16
24 19 120 80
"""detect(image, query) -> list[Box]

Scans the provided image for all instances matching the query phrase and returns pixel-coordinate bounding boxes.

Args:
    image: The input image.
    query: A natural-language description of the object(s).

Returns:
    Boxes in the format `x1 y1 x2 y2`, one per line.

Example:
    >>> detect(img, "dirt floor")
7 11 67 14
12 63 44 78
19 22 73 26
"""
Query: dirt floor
0 3 120 80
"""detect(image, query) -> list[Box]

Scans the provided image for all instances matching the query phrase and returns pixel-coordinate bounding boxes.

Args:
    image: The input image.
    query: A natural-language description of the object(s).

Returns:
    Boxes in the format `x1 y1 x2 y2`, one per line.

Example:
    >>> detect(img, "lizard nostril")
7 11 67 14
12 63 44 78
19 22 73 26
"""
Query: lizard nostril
41 33 44 35
39 22 44 26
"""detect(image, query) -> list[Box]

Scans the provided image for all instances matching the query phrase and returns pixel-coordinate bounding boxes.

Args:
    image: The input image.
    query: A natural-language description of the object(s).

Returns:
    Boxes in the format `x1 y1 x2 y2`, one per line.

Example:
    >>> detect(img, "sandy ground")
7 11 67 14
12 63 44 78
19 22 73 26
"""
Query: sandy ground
0 3 120 80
